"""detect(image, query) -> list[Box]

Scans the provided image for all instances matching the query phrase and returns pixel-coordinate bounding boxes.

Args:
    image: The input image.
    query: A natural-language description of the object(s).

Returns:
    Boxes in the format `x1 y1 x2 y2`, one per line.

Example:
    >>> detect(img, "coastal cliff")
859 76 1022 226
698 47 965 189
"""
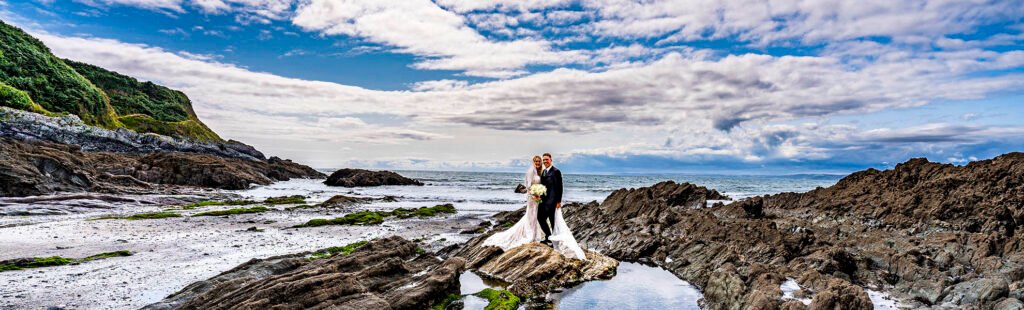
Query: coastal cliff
0 21 324 197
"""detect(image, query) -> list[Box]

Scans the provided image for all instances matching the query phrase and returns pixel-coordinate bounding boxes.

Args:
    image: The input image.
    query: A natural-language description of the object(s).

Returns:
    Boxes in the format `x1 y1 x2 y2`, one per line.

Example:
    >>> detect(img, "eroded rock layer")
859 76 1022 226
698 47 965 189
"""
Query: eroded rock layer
146 236 464 310
0 137 324 196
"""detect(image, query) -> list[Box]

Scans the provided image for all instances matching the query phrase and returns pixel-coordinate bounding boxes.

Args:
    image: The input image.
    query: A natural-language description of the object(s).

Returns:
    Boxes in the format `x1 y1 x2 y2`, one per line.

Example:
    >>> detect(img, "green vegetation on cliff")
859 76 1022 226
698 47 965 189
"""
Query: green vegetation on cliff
67 60 221 142
0 20 119 127
0 81 48 114
0 20 221 142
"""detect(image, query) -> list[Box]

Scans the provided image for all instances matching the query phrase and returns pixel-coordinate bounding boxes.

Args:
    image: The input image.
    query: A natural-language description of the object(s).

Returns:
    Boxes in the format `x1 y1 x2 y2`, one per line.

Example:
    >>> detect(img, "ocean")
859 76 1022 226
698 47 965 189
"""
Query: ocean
238 170 843 213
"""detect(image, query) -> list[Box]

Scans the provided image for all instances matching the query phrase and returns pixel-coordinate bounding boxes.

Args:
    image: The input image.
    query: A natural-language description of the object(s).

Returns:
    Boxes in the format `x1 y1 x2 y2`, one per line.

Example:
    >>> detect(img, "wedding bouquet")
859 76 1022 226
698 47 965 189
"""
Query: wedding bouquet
528 184 547 202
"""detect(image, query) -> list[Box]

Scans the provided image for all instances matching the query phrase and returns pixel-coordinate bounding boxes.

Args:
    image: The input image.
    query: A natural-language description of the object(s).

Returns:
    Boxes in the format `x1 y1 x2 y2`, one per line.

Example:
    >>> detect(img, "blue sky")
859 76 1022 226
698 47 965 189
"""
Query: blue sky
2 0 1023 174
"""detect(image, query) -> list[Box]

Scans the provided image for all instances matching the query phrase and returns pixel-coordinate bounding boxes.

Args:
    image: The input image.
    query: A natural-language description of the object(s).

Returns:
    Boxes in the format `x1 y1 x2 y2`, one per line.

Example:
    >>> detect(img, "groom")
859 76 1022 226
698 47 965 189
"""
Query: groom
538 153 562 246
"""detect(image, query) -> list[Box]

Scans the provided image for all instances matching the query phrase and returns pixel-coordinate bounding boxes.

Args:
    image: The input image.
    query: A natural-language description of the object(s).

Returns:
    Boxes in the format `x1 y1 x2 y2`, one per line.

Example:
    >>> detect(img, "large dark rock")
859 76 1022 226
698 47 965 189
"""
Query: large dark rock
558 155 1024 309
449 230 617 298
0 137 323 196
146 236 464 310
323 168 423 187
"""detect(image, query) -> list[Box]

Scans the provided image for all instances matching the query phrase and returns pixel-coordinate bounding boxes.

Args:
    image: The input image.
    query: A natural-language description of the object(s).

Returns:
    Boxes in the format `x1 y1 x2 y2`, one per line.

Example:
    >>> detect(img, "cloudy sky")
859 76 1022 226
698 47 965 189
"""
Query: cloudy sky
2 0 1023 174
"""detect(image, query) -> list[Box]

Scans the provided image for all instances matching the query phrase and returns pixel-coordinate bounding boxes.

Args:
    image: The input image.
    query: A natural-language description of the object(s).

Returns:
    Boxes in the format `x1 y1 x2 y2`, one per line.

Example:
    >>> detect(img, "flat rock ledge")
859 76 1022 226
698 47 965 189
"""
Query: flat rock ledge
449 230 618 298
145 236 464 310
323 168 423 187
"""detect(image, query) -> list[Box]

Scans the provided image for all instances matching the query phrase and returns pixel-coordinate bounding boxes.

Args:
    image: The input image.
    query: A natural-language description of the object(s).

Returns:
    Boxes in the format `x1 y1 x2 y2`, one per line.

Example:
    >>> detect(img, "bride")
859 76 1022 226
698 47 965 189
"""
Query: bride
483 155 586 260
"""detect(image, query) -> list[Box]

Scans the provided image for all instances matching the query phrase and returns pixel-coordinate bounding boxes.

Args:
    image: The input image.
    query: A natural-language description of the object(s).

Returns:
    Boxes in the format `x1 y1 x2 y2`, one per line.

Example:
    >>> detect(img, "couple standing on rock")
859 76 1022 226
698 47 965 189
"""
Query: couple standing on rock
484 153 586 260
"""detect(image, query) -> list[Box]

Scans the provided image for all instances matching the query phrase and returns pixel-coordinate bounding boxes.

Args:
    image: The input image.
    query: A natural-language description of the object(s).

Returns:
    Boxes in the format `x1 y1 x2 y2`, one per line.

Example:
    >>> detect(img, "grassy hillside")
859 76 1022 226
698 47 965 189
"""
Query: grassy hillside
0 20 222 142
0 81 49 114
67 60 221 141
0 20 119 128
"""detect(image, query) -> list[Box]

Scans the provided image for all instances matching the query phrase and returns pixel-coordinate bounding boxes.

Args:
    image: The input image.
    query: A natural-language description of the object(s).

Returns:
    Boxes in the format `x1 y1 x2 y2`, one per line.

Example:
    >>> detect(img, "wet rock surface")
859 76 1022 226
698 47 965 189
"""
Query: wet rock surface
446 223 618 298
146 236 465 310
556 155 1024 309
324 168 423 187
0 137 324 196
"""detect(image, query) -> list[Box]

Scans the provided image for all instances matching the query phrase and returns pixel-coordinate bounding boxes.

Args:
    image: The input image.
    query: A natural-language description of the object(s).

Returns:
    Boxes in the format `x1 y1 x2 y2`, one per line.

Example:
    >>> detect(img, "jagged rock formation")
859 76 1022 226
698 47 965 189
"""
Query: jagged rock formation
559 155 1024 309
1 107 263 161
0 137 323 196
446 222 618 298
324 168 423 187
145 237 464 310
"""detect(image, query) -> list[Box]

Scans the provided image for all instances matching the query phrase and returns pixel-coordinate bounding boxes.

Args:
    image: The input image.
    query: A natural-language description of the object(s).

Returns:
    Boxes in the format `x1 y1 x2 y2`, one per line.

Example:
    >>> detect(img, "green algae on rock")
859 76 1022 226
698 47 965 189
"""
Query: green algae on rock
476 288 520 310
263 195 306 205
192 206 269 217
308 240 369 260
91 212 181 220
0 250 133 272
294 204 457 228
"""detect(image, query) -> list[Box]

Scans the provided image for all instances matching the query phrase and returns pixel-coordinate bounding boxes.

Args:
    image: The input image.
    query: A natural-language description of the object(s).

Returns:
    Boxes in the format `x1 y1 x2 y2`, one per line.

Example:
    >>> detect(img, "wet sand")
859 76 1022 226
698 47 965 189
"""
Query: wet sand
0 193 485 309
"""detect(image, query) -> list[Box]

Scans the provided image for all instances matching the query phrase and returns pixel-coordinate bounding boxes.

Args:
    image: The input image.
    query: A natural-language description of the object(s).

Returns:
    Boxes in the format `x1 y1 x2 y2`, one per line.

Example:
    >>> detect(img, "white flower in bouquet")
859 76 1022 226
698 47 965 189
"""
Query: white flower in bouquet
528 184 547 202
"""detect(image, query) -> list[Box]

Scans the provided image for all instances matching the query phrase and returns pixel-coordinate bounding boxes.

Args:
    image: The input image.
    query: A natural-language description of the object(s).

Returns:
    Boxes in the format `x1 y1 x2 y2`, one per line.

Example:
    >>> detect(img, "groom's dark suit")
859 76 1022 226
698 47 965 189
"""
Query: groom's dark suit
538 165 562 241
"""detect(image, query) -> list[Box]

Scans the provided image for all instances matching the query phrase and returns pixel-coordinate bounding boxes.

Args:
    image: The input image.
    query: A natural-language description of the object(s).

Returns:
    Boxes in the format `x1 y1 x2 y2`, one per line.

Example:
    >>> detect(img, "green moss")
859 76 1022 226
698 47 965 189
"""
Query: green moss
391 204 457 219
0 250 133 272
475 288 520 310
81 250 133 262
432 293 462 310
91 212 181 220
193 206 269 217
182 199 258 210
295 211 387 228
308 240 369 260
415 247 426 255
294 204 457 228
264 195 306 205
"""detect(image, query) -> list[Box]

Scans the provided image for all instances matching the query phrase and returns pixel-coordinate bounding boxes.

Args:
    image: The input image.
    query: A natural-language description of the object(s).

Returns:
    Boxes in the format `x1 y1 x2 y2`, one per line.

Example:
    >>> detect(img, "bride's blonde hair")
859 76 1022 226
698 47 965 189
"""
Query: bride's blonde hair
532 155 543 176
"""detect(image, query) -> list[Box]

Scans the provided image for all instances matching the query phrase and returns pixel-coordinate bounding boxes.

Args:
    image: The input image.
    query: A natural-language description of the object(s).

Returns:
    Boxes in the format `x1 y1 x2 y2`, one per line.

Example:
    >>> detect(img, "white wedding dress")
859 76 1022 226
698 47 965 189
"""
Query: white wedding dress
483 167 586 260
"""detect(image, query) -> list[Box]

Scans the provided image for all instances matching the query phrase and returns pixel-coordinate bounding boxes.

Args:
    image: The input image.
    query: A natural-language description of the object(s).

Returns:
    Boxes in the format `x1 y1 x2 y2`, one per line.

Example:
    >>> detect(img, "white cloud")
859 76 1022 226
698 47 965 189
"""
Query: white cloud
158 27 188 36
582 0 1024 45
436 0 573 13
76 0 185 12
20 0 1024 169
291 0 585 77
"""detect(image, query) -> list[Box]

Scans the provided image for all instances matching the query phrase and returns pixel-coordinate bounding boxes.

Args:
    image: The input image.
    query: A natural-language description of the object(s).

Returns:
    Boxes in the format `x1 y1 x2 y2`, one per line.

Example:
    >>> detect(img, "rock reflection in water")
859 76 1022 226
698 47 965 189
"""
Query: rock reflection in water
458 263 701 309
550 262 701 310
459 271 509 295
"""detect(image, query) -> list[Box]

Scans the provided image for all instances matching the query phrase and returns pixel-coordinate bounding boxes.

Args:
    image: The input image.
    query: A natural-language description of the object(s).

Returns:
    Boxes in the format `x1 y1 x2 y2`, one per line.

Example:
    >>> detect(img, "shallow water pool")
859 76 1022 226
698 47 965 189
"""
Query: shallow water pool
457 262 702 309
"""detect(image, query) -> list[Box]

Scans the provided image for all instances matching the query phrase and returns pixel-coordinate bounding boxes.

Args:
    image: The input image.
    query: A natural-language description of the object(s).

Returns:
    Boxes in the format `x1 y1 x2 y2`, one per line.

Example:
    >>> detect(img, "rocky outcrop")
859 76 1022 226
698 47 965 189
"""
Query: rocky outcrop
0 137 323 196
1 107 266 161
146 236 464 310
559 155 1024 309
324 168 423 187
447 224 618 298
265 156 326 180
